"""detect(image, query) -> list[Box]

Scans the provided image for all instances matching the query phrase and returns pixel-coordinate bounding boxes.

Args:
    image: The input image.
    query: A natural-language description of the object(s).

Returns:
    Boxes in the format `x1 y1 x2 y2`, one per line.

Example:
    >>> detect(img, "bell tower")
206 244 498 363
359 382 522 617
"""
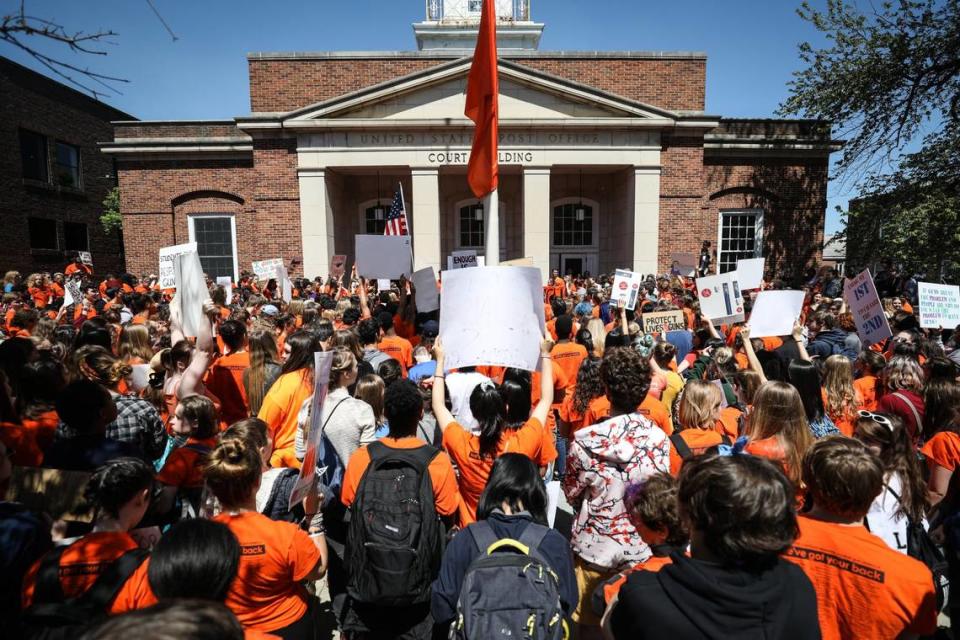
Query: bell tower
413 0 544 51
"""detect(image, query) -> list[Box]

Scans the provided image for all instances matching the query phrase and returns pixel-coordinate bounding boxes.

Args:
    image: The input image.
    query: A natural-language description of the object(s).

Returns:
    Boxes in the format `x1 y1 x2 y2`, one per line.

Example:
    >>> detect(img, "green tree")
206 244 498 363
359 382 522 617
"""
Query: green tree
100 186 122 234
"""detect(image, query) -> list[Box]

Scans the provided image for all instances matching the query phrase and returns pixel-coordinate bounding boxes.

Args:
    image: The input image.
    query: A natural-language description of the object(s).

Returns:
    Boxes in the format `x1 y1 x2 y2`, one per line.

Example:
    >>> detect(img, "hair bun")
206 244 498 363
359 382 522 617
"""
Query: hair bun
220 438 246 464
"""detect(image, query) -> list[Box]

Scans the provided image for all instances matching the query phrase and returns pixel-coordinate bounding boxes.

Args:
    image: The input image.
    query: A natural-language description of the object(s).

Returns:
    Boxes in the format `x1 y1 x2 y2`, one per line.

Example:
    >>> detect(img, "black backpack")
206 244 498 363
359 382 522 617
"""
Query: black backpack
452 521 568 640
345 441 443 606
886 485 949 610
19 546 149 640
669 432 731 461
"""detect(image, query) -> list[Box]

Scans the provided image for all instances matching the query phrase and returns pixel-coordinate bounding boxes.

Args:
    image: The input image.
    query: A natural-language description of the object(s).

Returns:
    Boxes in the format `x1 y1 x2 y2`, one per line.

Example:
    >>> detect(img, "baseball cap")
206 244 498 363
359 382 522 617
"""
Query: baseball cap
421 320 439 338
261 304 279 317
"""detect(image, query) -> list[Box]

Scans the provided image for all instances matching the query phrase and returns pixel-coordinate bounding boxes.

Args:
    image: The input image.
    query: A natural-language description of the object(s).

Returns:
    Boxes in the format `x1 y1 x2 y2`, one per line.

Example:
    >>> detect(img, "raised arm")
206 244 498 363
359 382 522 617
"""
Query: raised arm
530 337 556 425
169 295 186 346
178 299 217 400
792 320 812 362
738 326 768 385
701 312 722 341
431 339 455 430
358 276 372 320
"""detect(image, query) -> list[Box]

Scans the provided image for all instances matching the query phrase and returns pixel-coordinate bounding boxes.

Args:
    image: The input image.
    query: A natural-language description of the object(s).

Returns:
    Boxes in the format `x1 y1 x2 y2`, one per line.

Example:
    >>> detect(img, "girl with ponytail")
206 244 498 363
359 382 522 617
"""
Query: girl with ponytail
432 336 555 524
205 437 328 638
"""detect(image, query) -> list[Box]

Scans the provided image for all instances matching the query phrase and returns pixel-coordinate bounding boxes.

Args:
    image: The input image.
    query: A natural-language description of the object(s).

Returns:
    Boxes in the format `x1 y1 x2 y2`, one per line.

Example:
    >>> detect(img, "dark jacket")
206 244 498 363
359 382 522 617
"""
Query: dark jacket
807 329 857 360
610 553 820 640
430 511 579 627
42 435 144 471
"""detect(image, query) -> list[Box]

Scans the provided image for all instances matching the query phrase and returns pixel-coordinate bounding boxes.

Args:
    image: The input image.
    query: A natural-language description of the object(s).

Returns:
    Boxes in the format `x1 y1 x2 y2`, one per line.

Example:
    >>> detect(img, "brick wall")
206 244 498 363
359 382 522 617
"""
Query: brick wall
0 57 130 277
248 56 705 113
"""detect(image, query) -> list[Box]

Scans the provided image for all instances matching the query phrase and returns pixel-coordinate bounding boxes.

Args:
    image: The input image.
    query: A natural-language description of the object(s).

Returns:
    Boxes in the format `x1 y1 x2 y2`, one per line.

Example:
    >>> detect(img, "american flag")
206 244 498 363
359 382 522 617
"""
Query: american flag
384 184 408 236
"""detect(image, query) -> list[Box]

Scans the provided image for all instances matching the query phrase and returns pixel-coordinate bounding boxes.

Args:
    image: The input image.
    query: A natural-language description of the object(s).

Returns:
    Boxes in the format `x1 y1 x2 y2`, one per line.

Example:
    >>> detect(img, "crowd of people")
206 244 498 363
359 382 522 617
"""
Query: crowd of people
0 251 958 639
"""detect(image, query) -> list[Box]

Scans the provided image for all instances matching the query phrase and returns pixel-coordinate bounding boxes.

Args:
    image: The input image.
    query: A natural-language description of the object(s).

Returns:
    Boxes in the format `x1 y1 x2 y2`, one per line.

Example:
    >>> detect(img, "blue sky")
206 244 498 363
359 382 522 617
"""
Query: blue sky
3 0 852 232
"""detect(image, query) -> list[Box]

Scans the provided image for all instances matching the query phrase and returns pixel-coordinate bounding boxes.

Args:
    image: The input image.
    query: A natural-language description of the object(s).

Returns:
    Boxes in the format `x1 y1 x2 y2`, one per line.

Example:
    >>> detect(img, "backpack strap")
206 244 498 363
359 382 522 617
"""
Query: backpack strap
669 433 692 460
890 392 923 433
78 548 149 611
517 522 550 560
181 443 212 455
32 546 69 605
469 520 500 556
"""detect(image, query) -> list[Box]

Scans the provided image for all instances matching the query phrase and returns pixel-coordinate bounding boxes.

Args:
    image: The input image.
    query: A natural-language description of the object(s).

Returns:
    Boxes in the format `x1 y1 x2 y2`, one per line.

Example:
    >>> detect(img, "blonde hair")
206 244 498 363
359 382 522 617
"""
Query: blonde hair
26 272 44 288
204 438 261 509
677 379 722 430
884 356 924 393
75 345 132 389
354 374 385 424
823 355 857 421
3 271 19 285
585 318 606 357
745 381 812 487
245 328 279 415
287 300 305 318
330 348 357 390
118 324 153 363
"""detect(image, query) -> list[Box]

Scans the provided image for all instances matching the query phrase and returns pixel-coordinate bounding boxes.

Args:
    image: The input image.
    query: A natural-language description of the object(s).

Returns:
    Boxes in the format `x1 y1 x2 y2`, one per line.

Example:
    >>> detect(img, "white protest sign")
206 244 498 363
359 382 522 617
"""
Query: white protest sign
412 266 440 313
736 258 765 290
747 290 805 338
78 251 93 266
61 280 81 309
172 249 207 337
844 269 892 346
279 265 293 303
446 255 487 270
918 282 960 329
216 276 233 305
611 269 643 310
695 272 745 325
449 250 478 270
670 252 697 277
252 258 284 281
377 278 391 292
356 235 412 279
330 254 347 280
440 266 546 372
158 242 197 290
289 351 335 509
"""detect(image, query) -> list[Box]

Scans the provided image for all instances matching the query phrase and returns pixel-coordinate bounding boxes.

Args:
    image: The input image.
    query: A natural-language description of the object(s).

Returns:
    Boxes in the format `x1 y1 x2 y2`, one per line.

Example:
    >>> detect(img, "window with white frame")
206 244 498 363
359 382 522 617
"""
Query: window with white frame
467 0 483 13
363 204 389 235
189 215 237 280
459 204 485 248
718 209 763 273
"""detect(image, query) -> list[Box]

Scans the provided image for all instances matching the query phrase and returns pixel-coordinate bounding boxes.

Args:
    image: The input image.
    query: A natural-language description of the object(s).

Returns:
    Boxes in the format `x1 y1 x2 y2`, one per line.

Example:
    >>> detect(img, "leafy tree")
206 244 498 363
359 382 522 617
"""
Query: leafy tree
100 186 122 234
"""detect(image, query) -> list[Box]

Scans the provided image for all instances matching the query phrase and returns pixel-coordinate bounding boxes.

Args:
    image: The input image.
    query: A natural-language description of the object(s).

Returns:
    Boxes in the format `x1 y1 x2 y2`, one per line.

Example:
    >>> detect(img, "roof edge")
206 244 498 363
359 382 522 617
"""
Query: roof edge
246 50 707 61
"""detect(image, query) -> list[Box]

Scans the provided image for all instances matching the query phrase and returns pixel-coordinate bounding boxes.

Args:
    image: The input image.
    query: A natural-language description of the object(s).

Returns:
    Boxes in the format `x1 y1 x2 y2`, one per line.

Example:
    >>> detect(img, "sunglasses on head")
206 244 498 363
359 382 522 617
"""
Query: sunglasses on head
858 410 893 431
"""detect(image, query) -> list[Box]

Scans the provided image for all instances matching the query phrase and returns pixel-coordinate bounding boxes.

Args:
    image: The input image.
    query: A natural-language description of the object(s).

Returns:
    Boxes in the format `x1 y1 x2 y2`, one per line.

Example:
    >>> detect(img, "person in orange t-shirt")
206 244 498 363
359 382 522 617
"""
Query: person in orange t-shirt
433 337 555 525
853 350 886 412
784 437 937 640
668 380 727 475
551 315 588 384
205 437 327 635
205 320 251 426
22 459 153 611
64 256 93 277
582 392 673 435
376 311 413 377
156 395 220 515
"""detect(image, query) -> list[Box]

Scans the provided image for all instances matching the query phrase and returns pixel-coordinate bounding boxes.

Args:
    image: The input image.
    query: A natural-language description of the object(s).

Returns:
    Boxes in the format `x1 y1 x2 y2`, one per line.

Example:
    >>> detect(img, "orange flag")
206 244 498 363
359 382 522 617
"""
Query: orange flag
465 0 499 198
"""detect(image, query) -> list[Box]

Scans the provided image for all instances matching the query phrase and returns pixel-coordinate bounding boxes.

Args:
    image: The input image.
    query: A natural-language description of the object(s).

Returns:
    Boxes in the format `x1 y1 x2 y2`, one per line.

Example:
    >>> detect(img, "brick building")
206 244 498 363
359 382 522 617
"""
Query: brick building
104 0 839 282
1 56 132 277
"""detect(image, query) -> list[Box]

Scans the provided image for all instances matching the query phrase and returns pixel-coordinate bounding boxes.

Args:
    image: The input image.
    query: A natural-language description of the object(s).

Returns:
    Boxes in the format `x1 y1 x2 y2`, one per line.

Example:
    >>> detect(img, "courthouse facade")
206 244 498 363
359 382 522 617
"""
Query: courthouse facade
104 0 838 282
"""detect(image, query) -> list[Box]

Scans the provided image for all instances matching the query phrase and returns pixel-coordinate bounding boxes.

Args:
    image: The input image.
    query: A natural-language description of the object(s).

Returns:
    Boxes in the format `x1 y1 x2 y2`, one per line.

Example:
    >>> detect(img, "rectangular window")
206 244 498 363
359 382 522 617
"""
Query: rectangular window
64 222 89 251
190 216 236 279
28 218 58 250
552 203 593 247
54 141 81 188
718 210 763 274
364 205 388 235
19 129 48 182
459 205 485 248
468 0 483 12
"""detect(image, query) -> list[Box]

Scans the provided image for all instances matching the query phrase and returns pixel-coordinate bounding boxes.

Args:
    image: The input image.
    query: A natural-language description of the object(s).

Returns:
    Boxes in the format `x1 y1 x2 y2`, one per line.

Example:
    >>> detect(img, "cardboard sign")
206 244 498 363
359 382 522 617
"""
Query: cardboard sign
158 242 197 289
356 235 412 279
448 250 479 270
696 272 745 325
641 310 686 334
440 266 546 372
330 254 347 280
289 351 335 509
844 269 892 346
736 258 765 290
78 251 93 266
918 282 960 329
670 252 697 277
252 258 284 281
412 266 440 313
747 290 805 338
612 269 643 310
216 276 232 306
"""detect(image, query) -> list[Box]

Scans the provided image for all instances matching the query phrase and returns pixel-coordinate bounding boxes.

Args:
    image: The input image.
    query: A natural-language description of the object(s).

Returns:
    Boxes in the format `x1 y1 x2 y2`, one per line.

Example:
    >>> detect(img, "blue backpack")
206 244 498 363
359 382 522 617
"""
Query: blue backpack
316 398 348 505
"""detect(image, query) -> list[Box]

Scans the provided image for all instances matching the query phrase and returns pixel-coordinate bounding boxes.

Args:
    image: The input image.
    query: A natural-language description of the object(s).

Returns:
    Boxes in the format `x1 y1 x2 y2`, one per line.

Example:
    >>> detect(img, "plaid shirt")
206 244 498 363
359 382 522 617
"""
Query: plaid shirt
56 393 166 462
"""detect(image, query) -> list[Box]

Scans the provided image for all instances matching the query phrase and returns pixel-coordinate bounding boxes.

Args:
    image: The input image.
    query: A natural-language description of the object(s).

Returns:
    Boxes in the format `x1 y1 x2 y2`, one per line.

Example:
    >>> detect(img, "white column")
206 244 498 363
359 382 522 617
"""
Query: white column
411 168 441 274
523 167 551 281
483 188 500 266
633 167 661 276
298 168 335 280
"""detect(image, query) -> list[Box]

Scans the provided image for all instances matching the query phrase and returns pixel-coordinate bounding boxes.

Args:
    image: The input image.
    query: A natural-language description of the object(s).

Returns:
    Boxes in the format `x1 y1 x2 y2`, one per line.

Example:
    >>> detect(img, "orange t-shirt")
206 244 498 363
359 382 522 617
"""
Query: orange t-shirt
65 263 92 276
21 409 60 451
602 555 676 605
581 395 673 435
853 376 880 412
28 286 50 309
110 557 156 614
550 342 587 385
784 516 937 640
341 436 460 517
213 512 321 632
206 351 251 426
442 418 547 524
821 387 861 437
156 436 218 488
716 406 742 439
668 428 725 476
921 431 960 471
378 335 413 376
22 531 139 609
0 421 44 467
760 336 784 351
258 369 312 469
557 386 587 434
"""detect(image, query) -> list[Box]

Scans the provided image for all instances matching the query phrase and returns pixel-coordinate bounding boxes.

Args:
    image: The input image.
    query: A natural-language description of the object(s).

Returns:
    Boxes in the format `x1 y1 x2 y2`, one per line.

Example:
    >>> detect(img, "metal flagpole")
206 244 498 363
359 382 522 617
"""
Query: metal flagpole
400 182 413 269
484 187 499 265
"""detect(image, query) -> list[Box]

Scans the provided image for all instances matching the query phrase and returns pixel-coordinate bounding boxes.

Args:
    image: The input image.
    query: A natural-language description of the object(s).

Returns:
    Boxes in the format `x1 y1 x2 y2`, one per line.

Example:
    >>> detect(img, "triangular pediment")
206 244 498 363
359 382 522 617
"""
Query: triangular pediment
283 58 678 124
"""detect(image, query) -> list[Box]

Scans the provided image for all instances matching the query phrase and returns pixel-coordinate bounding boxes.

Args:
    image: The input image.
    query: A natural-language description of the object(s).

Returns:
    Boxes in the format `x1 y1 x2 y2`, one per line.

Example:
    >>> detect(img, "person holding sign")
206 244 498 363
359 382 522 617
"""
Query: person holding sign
64 253 93 277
